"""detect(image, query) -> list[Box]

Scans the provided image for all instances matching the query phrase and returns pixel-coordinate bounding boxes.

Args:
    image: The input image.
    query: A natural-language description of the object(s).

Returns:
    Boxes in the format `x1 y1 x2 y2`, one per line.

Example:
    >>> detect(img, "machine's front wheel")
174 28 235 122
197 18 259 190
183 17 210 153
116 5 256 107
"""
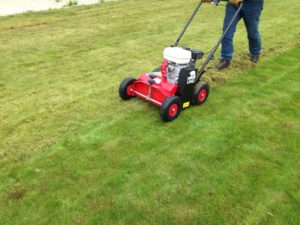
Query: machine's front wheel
160 96 181 122
191 81 210 105
119 77 137 100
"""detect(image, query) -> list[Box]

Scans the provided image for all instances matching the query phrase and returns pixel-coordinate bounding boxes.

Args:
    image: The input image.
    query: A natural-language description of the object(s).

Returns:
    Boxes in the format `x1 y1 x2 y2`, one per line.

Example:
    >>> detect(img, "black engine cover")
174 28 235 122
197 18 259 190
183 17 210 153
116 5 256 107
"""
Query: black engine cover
177 66 197 108
184 47 204 61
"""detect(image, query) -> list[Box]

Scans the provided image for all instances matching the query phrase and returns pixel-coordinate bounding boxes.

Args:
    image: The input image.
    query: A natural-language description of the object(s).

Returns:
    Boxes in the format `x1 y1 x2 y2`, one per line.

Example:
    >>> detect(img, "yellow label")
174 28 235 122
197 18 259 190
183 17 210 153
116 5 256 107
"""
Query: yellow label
183 102 190 108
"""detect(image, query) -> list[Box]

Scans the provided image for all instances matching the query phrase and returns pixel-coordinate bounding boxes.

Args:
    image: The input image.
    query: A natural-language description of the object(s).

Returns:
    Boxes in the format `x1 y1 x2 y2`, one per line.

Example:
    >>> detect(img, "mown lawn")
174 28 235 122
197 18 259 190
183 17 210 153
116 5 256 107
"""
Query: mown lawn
0 0 299 224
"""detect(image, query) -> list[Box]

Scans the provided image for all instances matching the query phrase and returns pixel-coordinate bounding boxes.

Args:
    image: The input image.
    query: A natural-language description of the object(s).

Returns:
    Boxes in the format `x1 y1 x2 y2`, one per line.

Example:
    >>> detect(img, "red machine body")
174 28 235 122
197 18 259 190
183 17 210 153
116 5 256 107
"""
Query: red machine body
127 61 178 107
119 56 209 122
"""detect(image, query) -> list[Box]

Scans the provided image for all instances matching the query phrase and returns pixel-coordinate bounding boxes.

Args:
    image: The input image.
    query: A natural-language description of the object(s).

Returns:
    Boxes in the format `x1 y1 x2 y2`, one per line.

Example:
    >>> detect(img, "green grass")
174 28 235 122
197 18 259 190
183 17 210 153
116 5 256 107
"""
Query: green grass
0 0 300 224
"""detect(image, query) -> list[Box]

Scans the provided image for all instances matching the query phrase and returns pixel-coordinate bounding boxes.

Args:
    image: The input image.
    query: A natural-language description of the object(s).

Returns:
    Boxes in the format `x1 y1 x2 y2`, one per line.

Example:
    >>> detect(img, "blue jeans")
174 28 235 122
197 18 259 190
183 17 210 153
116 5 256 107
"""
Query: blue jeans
221 2 264 60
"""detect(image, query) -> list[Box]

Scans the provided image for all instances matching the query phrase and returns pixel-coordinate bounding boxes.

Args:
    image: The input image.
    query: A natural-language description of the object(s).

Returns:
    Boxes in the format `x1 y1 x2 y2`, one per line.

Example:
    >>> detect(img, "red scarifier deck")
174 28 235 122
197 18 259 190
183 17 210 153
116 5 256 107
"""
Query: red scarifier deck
130 73 178 107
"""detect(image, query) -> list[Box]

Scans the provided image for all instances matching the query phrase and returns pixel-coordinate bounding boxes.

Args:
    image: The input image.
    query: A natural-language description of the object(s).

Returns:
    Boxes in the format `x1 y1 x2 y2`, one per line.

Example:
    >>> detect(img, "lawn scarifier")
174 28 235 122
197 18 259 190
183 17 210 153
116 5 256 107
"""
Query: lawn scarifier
119 0 243 122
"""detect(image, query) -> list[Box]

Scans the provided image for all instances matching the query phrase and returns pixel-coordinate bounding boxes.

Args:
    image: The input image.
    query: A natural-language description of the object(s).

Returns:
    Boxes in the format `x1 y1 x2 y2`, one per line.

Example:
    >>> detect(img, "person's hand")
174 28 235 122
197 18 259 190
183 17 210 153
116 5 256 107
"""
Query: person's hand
229 0 243 5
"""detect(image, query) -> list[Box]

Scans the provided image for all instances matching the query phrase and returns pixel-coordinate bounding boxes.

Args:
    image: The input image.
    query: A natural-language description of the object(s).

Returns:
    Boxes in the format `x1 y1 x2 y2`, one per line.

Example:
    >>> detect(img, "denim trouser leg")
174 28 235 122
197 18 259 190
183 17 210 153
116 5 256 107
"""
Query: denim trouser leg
221 4 242 60
221 2 263 60
242 3 263 56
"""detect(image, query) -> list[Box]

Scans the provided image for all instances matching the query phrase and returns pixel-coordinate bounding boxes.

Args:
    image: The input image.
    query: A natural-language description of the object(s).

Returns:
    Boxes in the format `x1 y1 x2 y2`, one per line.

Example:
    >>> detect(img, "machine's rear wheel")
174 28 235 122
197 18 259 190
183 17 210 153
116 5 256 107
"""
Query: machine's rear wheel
191 81 210 105
119 77 136 100
160 96 181 122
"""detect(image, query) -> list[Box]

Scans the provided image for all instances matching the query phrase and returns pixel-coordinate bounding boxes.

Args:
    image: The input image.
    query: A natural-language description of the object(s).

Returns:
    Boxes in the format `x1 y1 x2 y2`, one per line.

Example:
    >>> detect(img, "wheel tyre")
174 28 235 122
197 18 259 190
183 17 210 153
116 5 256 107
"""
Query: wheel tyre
152 67 161 72
191 82 210 105
119 77 137 100
160 96 181 122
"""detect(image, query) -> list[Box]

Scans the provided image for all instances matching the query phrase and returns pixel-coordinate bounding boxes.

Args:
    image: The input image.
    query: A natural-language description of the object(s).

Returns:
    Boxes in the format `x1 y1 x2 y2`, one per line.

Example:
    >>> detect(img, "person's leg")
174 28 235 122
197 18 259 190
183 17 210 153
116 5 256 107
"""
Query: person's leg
242 2 264 62
216 3 242 70
220 3 242 60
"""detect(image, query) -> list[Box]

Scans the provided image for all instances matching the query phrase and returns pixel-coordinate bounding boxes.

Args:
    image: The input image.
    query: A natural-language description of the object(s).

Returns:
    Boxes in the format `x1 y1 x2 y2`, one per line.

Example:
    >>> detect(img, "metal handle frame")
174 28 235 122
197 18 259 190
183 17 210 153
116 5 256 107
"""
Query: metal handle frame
172 0 243 82
173 0 205 47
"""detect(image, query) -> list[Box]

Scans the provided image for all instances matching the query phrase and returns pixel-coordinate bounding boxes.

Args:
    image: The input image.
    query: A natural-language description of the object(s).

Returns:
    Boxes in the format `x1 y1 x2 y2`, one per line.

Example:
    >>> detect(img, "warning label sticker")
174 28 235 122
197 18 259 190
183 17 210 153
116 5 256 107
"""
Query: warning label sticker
187 71 196 84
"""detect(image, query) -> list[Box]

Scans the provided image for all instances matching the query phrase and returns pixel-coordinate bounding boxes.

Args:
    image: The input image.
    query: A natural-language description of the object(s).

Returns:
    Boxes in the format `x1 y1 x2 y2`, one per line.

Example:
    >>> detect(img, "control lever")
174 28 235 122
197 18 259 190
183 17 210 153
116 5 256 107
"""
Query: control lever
149 74 157 79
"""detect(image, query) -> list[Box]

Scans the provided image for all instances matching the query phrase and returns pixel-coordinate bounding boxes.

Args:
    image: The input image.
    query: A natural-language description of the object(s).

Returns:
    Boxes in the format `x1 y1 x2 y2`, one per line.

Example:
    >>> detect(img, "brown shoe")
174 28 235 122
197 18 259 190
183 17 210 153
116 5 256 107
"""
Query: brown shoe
250 55 260 64
215 59 231 71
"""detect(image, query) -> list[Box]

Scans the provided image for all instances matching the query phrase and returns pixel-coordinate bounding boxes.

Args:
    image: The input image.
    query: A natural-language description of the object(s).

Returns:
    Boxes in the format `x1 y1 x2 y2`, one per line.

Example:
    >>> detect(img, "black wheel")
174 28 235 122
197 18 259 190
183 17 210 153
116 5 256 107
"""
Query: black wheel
160 96 181 122
191 81 210 105
152 67 161 72
119 77 137 100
